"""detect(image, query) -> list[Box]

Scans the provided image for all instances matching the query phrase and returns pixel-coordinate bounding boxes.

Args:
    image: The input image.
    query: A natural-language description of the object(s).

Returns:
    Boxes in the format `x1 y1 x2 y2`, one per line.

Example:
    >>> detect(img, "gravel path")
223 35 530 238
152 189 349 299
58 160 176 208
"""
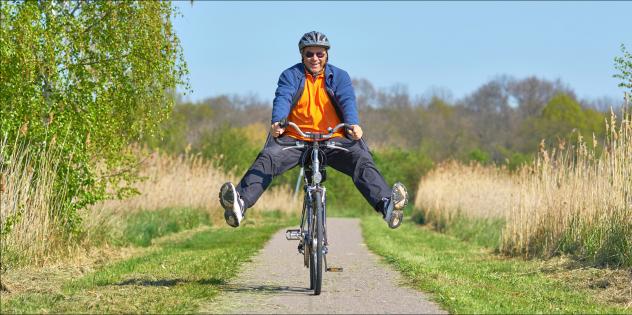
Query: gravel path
201 218 446 314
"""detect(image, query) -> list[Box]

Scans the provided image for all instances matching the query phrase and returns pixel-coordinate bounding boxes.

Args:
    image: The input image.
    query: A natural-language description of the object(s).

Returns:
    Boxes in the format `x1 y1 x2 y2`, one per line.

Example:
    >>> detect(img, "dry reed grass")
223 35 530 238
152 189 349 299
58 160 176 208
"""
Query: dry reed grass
0 137 71 269
503 107 631 263
1 138 296 270
415 161 520 221
415 104 631 266
86 147 297 234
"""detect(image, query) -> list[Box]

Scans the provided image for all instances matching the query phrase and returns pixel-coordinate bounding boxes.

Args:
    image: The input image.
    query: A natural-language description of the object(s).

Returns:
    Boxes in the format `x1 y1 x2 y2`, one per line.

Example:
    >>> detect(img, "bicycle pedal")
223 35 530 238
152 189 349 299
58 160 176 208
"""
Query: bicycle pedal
285 229 301 240
326 267 343 272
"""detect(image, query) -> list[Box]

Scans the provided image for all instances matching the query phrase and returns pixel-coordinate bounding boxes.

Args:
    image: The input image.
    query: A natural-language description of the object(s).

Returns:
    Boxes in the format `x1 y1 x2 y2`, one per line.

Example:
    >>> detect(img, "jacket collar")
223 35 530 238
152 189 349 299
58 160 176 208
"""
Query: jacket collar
324 64 333 81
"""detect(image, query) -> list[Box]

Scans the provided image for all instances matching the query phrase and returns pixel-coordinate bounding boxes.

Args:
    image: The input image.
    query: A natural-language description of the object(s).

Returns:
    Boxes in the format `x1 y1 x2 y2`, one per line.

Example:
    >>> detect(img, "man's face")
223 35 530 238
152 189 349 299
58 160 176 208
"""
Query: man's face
302 46 328 74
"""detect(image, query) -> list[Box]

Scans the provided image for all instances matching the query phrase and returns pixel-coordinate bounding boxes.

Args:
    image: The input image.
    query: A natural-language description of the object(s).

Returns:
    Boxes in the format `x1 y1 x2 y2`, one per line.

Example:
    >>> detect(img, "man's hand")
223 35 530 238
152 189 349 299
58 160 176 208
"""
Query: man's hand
270 122 285 138
347 124 363 140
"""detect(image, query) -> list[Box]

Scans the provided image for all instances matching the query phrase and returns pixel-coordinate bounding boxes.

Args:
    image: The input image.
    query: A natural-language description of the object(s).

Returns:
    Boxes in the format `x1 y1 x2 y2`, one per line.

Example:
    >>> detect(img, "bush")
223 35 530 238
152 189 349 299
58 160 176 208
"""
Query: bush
0 1 188 238
466 148 491 164
198 125 260 176
373 147 434 204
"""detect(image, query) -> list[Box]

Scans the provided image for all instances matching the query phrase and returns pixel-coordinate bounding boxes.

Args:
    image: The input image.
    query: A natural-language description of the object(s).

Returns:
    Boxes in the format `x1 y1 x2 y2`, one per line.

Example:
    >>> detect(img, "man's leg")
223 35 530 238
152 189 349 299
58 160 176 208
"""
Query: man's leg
237 135 302 208
327 138 408 228
220 135 301 227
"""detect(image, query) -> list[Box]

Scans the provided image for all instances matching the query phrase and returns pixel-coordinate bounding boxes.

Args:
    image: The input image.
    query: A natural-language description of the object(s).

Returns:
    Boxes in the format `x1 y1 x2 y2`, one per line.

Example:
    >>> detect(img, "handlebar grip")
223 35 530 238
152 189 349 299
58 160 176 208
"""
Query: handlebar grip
278 118 288 128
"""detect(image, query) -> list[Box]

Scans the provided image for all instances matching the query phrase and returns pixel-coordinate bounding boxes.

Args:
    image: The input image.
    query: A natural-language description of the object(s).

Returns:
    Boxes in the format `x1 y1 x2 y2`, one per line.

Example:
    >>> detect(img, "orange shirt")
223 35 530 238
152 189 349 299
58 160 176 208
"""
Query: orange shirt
286 71 344 141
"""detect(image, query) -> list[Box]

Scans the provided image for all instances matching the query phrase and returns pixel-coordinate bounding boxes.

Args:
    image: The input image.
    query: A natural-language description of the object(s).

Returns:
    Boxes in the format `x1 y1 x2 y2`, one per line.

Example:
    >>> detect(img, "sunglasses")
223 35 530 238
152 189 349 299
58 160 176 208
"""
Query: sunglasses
304 51 326 58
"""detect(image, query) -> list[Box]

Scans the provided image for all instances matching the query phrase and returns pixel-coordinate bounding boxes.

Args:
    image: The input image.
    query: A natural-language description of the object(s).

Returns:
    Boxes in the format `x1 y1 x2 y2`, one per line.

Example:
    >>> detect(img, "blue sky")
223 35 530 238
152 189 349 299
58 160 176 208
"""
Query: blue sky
172 1 632 104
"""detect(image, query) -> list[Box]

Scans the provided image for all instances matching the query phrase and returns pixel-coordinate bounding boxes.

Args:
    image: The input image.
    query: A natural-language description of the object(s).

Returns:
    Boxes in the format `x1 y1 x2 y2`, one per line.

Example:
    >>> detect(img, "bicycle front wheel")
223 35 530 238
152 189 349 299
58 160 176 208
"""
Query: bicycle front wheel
313 190 324 295
309 243 315 290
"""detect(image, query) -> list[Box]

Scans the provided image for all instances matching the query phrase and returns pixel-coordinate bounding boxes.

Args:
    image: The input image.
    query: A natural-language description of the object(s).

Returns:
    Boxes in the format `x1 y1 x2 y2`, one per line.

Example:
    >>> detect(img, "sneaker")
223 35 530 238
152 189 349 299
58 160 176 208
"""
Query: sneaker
383 182 408 229
219 182 245 227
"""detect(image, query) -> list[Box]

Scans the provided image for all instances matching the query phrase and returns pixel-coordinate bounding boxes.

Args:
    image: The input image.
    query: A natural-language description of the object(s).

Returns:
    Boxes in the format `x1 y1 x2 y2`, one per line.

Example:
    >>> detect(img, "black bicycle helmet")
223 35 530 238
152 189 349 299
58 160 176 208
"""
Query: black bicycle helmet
298 31 330 51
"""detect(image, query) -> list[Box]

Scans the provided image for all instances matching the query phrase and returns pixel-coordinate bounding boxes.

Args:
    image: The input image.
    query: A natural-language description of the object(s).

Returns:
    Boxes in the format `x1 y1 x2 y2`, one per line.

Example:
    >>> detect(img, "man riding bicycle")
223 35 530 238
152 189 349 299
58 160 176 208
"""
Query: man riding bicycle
219 31 408 229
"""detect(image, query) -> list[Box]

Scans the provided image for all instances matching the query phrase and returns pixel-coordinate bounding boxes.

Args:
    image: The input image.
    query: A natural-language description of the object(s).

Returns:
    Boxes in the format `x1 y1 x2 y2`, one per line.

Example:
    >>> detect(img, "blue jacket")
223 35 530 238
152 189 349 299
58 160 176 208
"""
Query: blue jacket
271 63 359 125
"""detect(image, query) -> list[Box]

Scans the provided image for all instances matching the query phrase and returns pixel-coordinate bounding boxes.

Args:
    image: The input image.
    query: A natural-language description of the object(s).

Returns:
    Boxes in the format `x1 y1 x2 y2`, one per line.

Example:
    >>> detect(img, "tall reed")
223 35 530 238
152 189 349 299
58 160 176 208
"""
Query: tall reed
415 106 631 266
85 148 297 237
502 108 631 265
415 161 519 222
1 140 296 269
0 136 70 270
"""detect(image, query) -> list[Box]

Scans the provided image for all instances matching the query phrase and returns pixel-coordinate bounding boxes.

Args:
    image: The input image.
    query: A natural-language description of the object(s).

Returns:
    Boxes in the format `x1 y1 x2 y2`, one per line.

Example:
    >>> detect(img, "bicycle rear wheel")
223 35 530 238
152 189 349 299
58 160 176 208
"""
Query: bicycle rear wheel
313 190 324 295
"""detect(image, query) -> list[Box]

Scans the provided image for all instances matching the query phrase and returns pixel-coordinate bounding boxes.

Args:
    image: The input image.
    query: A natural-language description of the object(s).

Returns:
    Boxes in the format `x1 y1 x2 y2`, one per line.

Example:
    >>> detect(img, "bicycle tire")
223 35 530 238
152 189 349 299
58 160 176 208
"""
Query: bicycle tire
309 242 315 290
313 190 324 295
308 198 315 290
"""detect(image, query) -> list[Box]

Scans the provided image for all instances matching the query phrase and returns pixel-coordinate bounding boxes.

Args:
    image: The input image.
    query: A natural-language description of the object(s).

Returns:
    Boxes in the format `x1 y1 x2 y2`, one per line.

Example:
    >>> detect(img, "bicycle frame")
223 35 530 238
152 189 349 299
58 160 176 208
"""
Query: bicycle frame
282 121 349 295
298 140 327 265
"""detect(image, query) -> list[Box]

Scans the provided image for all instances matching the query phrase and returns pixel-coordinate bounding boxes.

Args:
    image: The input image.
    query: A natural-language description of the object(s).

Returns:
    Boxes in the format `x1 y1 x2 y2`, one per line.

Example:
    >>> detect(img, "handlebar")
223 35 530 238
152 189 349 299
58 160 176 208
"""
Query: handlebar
279 119 349 141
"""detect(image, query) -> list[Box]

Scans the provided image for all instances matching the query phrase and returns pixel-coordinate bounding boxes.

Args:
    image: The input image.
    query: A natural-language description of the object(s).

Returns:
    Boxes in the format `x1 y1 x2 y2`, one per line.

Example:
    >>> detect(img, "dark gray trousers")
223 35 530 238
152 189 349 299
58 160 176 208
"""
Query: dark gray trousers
236 134 391 212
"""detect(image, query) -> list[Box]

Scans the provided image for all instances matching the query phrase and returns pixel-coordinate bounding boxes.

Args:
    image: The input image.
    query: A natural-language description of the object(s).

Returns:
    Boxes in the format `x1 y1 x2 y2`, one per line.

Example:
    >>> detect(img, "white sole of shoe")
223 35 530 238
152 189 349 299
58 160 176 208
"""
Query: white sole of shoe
391 182 408 210
385 182 408 229
219 182 242 227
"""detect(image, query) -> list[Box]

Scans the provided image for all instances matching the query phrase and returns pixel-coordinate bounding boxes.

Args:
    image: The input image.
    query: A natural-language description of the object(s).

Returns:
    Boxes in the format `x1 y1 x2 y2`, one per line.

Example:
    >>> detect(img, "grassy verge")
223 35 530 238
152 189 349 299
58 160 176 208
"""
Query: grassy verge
361 215 630 314
412 210 505 249
1 211 292 313
117 207 212 247
85 207 214 249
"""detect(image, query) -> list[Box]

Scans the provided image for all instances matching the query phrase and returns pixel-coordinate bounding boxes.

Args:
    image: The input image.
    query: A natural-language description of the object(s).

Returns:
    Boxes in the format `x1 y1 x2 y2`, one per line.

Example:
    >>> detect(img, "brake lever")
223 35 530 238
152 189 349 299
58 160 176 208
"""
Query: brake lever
281 140 306 151
324 141 350 152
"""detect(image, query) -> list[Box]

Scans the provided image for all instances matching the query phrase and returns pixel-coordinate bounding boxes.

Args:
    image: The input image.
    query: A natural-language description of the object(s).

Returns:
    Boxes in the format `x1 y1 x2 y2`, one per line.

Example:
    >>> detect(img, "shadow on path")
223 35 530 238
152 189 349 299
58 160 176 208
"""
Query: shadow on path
115 277 225 287
220 284 312 296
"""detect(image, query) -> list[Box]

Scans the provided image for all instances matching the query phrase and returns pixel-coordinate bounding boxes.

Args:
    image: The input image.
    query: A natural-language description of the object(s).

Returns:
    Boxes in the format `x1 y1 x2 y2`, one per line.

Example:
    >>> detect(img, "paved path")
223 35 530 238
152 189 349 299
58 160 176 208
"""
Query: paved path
202 218 446 314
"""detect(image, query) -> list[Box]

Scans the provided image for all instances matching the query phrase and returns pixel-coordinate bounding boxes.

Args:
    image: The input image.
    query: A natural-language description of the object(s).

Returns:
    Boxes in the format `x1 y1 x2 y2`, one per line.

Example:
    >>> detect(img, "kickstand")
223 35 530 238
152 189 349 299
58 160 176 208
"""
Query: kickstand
324 254 343 272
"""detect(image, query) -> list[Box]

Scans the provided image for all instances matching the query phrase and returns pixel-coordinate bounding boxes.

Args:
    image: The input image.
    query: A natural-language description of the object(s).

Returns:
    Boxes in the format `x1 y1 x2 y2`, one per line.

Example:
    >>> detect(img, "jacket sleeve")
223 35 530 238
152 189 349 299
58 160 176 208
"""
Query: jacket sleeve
335 70 360 125
271 69 295 123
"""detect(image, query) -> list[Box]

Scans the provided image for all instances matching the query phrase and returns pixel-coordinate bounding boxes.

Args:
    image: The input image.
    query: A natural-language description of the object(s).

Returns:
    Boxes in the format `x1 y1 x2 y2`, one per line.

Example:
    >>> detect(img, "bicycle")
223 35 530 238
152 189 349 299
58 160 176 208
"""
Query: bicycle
280 120 348 296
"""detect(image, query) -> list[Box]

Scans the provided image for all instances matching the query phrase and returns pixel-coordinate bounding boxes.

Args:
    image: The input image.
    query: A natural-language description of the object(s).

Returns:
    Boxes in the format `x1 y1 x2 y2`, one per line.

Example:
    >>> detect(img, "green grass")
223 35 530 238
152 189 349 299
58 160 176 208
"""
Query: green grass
412 210 505 249
85 207 214 249
118 207 212 247
445 215 504 249
558 214 632 267
361 215 628 314
2 212 292 314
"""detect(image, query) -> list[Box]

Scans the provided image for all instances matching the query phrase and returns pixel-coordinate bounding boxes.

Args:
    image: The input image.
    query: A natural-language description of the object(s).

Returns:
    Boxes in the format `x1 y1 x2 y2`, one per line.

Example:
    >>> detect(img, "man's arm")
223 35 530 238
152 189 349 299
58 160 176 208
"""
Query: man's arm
271 69 296 124
334 69 360 125
333 67 362 139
